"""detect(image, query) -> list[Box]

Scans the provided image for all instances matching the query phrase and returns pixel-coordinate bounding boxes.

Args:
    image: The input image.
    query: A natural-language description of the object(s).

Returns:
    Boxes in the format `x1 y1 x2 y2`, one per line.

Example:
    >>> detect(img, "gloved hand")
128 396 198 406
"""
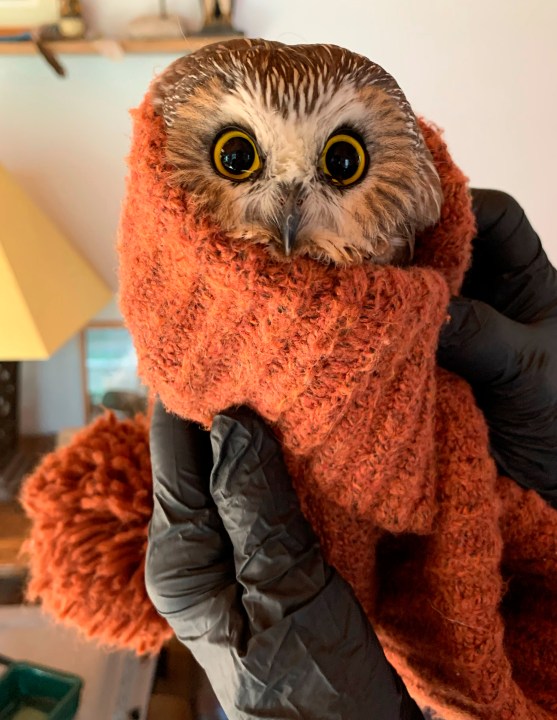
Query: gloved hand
438 189 557 506
145 400 424 720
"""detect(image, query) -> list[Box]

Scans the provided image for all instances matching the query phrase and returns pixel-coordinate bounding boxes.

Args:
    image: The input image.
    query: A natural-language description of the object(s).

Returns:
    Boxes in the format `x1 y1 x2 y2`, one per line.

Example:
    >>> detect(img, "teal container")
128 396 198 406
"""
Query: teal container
0 662 82 720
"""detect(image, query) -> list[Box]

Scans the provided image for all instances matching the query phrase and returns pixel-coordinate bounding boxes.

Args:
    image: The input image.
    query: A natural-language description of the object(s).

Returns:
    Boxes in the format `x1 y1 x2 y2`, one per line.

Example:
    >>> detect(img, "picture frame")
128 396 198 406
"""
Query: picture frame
80 322 148 424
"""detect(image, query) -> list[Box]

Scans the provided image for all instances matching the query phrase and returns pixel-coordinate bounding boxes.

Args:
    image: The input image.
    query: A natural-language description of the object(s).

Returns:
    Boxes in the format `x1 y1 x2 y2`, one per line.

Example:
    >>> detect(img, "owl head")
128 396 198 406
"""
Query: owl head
151 39 442 265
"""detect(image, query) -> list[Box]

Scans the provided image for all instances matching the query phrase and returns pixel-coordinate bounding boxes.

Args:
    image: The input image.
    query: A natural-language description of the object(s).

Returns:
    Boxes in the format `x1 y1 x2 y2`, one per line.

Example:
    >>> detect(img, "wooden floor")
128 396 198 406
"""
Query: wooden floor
0 502 29 572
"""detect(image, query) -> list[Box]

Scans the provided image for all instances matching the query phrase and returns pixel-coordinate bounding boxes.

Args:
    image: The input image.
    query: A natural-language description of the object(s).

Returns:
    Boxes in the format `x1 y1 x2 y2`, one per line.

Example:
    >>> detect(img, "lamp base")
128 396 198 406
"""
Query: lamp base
0 362 18 480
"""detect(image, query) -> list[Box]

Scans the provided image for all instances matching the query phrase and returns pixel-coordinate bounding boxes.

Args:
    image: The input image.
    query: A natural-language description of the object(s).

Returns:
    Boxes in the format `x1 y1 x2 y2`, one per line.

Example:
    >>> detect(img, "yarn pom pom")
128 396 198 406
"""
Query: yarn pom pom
20 413 172 655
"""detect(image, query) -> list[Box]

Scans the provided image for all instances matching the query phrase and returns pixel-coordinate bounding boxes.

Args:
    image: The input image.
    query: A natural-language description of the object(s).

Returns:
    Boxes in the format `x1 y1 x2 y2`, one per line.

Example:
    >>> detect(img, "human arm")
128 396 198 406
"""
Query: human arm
145 400 424 720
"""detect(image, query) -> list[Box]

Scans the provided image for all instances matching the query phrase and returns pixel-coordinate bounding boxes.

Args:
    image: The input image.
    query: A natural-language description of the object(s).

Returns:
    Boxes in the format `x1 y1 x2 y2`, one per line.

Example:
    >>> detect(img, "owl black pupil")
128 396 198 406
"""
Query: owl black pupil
220 137 255 175
326 141 360 181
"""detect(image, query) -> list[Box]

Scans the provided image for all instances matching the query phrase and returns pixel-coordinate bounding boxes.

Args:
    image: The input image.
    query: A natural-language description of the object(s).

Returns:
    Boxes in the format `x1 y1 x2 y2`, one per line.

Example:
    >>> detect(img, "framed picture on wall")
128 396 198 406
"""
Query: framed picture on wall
80 322 148 424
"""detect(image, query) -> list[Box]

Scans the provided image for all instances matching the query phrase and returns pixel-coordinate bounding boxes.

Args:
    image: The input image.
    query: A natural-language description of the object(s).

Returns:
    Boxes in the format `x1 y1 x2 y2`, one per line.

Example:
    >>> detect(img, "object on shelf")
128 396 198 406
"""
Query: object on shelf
127 0 186 40
0 27 65 76
58 0 85 39
0 30 32 42
0 0 63 75
33 33 66 76
0 0 57 31
196 0 242 36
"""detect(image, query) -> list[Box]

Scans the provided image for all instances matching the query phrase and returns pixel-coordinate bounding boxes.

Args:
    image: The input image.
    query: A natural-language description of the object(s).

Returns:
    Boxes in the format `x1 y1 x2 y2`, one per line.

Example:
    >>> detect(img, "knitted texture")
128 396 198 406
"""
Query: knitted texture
20 413 173 655
21 93 557 719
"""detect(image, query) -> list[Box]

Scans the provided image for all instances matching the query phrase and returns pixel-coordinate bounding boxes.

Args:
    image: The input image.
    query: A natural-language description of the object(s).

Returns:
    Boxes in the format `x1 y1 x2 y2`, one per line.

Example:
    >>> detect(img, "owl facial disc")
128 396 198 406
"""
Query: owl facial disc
152 39 443 266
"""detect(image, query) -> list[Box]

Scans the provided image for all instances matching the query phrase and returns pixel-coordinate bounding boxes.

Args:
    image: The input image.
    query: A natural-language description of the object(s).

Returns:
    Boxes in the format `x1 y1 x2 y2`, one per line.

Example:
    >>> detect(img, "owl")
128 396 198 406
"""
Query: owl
151 38 442 265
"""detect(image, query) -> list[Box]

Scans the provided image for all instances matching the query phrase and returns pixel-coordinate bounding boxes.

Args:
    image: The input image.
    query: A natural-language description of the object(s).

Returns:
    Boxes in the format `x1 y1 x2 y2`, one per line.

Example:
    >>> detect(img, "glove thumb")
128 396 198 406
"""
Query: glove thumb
209 407 330 634
437 296 526 385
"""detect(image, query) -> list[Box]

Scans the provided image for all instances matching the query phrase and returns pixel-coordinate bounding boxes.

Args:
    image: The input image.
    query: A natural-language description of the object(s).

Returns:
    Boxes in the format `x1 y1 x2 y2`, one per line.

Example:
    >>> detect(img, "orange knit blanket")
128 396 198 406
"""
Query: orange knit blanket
22 96 557 720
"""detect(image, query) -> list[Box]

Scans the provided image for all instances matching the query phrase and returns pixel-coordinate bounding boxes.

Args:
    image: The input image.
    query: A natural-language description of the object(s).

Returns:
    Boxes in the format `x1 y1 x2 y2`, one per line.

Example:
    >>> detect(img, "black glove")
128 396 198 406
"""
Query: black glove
146 400 424 720
438 189 557 506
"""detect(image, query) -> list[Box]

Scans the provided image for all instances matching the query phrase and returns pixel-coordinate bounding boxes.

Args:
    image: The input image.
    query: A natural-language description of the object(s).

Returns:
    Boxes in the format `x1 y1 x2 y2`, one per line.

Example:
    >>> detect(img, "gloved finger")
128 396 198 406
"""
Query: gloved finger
439 298 557 503
209 406 330 634
145 399 234 619
465 189 557 323
487 401 557 507
437 296 528 385
227 570 425 720
208 408 425 719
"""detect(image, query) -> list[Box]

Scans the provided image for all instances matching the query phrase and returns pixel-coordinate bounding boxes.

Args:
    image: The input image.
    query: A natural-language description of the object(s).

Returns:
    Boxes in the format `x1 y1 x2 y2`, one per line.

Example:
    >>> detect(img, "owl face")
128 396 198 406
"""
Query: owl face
152 39 442 265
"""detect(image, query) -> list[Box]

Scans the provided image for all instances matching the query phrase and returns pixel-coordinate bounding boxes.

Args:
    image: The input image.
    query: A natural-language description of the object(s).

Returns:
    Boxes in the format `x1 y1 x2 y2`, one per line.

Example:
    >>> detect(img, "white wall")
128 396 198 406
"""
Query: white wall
1 0 555 433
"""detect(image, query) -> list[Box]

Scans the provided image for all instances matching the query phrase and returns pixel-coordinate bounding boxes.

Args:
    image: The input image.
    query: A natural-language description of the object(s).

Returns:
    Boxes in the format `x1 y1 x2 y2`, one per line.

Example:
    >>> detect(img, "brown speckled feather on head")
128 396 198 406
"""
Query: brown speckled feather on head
152 39 417 126
20 41 557 720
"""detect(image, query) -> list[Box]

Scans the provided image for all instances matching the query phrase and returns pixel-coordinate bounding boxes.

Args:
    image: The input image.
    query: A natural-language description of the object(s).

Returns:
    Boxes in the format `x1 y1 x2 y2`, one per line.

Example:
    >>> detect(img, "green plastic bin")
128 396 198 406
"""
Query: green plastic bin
0 661 82 720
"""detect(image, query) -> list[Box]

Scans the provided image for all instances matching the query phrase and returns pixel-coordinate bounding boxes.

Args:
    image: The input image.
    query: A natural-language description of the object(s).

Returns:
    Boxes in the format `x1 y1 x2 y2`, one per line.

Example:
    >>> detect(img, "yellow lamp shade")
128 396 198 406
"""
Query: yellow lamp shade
0 165 112 360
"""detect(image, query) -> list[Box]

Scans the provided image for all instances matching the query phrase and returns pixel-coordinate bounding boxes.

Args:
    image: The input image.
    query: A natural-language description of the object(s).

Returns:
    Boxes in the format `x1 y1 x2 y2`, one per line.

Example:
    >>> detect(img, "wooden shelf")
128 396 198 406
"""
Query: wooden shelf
0 35 238 56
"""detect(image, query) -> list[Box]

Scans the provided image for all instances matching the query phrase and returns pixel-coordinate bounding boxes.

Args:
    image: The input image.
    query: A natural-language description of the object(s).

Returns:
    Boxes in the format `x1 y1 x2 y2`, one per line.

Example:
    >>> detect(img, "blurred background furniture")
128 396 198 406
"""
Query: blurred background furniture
0 652 83 719
0 433 56 607
0 163 111 498
0 605 156 720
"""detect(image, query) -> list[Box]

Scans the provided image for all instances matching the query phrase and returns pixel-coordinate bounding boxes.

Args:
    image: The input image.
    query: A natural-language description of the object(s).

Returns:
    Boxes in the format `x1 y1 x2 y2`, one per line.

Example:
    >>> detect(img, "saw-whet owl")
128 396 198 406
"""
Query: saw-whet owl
152 38 443 265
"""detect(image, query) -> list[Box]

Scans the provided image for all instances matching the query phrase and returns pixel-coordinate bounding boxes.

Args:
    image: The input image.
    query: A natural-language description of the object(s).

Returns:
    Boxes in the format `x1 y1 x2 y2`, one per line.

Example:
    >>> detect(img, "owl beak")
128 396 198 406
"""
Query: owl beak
282 213 300 256
280 184 304 256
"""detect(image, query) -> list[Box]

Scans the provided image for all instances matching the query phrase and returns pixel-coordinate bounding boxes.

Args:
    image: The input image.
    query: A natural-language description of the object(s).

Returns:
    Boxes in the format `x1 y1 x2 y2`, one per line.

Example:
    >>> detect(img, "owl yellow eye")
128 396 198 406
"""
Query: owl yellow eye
320 132 368 187
212 128 262 182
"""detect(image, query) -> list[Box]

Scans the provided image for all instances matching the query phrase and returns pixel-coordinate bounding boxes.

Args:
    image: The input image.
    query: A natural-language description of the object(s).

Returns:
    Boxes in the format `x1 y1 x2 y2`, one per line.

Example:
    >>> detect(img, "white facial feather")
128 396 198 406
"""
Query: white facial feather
217 81 369 243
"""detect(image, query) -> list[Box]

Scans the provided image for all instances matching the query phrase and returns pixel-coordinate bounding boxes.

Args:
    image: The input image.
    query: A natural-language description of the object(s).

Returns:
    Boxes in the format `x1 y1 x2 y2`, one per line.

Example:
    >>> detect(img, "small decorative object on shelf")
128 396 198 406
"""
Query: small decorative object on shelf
197 0 242 36
0 0 57 32
0 0 65 75
127 0 186 40
58 0 85 39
